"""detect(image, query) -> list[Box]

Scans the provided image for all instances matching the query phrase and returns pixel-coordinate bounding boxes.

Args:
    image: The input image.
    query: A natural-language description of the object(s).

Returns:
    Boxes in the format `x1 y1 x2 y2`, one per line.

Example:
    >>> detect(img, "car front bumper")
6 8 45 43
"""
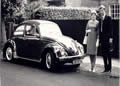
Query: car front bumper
56 55 84 64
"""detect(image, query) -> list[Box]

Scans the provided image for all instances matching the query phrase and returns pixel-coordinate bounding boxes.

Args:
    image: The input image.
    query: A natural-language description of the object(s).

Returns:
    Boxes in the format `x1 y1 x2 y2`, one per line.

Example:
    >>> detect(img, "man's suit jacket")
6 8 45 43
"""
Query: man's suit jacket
99 15 113 54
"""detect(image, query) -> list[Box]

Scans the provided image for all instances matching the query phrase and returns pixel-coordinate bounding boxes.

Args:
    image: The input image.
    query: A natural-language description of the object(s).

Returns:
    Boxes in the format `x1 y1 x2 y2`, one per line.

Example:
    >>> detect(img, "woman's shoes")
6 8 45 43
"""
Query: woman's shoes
92 69 96 72
88 69 91 72
89 69 96 72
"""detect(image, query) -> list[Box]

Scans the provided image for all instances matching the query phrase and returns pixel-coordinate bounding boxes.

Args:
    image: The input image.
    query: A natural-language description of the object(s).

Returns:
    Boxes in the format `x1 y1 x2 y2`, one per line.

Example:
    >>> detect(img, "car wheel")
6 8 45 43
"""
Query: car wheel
45 51 56 71
4 46 14 61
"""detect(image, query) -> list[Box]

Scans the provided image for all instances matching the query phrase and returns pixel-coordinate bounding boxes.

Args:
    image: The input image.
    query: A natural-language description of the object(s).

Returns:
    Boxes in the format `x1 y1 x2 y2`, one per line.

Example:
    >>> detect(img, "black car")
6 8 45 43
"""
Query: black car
3 20 84 70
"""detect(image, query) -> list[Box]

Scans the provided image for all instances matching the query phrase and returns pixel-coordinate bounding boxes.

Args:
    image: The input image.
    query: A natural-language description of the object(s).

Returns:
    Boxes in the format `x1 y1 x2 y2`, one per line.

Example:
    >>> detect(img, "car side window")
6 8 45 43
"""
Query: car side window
26 25 32 35
13 25 25 36
25 25 39 37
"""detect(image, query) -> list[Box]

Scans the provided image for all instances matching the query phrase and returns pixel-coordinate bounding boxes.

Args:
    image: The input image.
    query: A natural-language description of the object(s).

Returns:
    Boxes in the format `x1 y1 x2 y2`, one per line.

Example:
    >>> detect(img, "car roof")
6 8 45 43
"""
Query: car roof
22 20 56 25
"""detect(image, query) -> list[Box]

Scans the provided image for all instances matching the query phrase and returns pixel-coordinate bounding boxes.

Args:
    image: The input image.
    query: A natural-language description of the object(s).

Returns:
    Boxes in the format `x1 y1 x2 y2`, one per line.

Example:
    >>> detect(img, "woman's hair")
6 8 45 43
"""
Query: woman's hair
91 10 97 16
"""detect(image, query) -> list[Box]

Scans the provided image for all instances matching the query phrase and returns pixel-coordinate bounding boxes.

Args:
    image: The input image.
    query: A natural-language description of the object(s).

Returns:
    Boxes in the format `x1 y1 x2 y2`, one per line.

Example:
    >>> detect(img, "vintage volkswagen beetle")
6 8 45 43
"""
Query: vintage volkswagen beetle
3 20 84 70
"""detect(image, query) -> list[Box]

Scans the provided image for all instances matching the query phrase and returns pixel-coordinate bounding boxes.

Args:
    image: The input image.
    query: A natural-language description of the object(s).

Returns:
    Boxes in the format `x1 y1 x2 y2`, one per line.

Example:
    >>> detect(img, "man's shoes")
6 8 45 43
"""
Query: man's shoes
102 69 111 73
102 70 108 73
108 70 111 72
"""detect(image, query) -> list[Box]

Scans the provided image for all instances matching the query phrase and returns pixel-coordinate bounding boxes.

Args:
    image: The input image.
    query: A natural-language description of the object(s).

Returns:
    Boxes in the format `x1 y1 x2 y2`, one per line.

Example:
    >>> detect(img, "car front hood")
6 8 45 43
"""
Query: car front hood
48 35 78 52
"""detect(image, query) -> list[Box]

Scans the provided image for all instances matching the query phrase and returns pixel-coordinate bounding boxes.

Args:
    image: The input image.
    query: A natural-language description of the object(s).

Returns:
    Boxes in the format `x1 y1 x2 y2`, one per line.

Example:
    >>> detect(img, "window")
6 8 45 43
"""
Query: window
109 4 120 20
25 25 33 35
14 25 25 36
25 25 39 37
26 25 31 32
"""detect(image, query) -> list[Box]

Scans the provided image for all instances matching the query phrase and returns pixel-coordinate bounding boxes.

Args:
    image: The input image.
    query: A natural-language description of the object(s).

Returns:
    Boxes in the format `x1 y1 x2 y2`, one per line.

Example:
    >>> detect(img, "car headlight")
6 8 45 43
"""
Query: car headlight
53 45 68 57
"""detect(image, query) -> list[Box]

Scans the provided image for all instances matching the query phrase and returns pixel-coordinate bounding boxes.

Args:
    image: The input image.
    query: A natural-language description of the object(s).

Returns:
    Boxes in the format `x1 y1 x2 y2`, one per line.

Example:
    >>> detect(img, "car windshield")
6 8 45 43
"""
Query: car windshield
39 23 63 37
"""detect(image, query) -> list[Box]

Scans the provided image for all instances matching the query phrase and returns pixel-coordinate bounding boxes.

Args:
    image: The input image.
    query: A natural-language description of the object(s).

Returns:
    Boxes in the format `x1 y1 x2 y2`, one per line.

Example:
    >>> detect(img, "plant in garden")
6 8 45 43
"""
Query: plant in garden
2 0 48 20
2 0 17 18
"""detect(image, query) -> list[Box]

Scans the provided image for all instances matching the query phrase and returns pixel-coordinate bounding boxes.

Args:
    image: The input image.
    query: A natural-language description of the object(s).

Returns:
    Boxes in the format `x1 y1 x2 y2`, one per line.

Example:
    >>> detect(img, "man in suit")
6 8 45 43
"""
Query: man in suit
98 5 113 72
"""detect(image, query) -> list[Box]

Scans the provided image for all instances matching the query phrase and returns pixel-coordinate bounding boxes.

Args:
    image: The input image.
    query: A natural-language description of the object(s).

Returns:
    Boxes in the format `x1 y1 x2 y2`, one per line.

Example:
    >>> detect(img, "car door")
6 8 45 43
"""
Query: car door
24 24 42 60
13 24 27 57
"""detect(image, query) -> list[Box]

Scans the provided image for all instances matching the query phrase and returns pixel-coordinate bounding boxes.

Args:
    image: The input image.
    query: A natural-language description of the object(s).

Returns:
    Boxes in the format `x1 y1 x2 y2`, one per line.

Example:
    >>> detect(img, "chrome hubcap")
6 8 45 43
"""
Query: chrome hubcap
46 53 52 69
6 47 13 61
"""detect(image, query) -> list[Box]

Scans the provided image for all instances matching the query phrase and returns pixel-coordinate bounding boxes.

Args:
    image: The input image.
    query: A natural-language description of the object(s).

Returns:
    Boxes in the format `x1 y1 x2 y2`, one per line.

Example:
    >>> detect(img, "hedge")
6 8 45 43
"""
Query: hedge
5 7 96 23
32 7 93 20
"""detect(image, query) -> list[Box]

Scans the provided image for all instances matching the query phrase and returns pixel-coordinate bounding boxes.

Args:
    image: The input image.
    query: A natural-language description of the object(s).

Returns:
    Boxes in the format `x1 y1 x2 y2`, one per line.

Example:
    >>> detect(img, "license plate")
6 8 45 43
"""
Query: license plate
73 59 80 64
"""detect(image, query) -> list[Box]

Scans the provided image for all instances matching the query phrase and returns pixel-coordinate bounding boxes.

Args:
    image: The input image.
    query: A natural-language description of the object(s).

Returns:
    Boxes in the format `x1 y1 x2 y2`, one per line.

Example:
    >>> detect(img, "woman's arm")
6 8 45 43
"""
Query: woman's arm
96 21 99 39
85 21 90 35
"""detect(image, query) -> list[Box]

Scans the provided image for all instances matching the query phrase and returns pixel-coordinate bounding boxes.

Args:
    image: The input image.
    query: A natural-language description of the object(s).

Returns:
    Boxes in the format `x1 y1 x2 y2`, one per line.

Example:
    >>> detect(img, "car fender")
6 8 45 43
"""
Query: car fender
41 43 58 58
3 39 17 58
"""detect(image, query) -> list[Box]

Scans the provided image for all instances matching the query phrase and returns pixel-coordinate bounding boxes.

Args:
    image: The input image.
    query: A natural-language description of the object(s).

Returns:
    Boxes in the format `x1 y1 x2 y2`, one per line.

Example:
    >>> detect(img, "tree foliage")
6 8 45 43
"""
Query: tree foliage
2 0 48 20
2 0 16 18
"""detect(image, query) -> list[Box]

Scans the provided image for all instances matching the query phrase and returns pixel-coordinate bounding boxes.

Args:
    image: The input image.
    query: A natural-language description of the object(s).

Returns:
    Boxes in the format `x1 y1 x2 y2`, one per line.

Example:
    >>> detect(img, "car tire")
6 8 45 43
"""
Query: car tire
45 50 56 71
4 45 14 62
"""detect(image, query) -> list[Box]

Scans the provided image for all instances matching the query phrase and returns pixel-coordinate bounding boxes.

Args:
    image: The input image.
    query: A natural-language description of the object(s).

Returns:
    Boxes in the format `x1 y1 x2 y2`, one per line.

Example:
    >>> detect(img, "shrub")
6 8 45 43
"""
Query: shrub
32 7 91 20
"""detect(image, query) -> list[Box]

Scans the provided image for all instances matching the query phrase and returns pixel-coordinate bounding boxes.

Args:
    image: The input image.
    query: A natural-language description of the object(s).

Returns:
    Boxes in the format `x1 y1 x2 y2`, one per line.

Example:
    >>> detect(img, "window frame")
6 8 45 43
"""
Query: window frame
109 4 120 20
13 24 26 37
24 24 40 38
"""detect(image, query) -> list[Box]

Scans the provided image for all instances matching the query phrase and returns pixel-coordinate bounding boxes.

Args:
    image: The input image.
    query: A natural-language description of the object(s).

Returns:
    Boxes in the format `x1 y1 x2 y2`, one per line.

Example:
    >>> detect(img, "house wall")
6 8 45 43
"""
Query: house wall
65 0 119 14
66 0 99 7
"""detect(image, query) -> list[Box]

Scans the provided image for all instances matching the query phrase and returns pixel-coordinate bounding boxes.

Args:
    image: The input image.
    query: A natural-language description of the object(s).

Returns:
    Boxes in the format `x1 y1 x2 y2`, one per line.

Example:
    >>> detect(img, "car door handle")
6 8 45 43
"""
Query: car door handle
23 38 27 40
19 37 26 40
17 37 25 40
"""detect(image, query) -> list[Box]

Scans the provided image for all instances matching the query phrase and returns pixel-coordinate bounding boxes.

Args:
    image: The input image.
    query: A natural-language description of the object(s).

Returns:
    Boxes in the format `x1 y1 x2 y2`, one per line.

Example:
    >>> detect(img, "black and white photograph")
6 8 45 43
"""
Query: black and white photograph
0 0 119 86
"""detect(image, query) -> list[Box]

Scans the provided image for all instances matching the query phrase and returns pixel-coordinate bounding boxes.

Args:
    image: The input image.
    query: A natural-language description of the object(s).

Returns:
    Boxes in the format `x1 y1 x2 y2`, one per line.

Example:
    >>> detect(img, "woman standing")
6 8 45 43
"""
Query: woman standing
85 10 99 72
